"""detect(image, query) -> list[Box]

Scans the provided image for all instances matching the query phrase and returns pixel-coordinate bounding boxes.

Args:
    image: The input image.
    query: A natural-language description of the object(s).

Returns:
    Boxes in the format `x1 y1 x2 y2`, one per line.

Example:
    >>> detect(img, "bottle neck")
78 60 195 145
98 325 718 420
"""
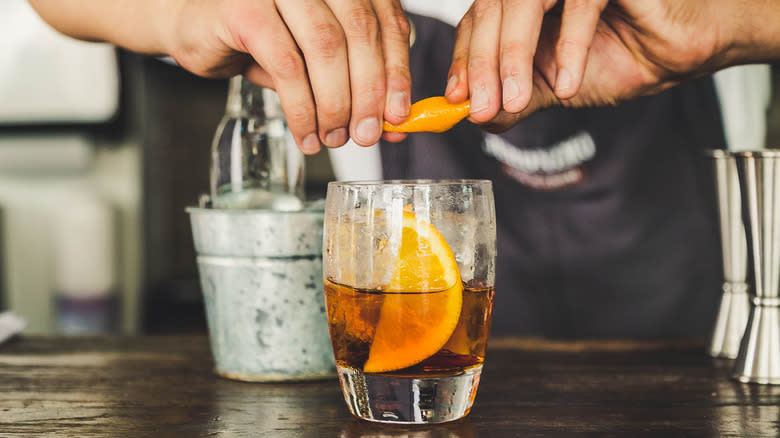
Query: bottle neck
225 76 265 118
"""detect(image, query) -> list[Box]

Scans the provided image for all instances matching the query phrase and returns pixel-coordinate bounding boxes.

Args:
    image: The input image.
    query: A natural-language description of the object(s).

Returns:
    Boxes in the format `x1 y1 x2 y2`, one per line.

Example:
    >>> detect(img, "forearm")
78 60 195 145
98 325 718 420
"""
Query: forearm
720 0 780 67
27 0 185 55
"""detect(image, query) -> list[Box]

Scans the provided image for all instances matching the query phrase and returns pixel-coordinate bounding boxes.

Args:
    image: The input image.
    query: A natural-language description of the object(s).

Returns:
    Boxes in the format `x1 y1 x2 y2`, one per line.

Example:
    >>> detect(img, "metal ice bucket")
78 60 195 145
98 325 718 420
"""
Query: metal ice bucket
187 206 335 381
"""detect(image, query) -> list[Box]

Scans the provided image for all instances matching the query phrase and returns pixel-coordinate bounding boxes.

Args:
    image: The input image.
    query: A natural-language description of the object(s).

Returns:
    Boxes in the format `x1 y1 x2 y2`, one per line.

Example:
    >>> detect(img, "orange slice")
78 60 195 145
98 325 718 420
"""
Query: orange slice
363 211 463 373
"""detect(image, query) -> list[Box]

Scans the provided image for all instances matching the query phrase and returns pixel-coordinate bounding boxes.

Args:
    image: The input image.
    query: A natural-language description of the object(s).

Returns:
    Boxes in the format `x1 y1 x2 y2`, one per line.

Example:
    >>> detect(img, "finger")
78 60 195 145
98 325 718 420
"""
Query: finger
466 0 503 123
476 70 561 131
382 131 407 143
476 16 564 131
554 0 608 99
326 0 386 147
498 0 550 113
236 6 321 154
446 5 473 103
276 0 351 148
243 64 274 88
372 0 411 125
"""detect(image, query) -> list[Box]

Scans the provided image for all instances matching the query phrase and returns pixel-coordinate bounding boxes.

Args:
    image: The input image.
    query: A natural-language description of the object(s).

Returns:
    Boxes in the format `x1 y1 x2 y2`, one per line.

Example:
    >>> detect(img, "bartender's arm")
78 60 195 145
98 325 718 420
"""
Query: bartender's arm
446 0 780 130
28 0 413 153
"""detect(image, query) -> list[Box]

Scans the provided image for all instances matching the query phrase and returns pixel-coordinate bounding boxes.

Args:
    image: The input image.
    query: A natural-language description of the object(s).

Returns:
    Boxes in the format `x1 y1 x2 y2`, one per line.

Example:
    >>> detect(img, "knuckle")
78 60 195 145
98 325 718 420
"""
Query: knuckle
472 0 499 20
357 80 385 109
270 48 305 78
285 104 316 129
385 64 411 85
345 7 379 40
468 53 496 71
565 0 592 13
308 22 346 58
501 40 534 59
556 37 589 56
382 12 411 42
318 100 350 123
450 51 469 69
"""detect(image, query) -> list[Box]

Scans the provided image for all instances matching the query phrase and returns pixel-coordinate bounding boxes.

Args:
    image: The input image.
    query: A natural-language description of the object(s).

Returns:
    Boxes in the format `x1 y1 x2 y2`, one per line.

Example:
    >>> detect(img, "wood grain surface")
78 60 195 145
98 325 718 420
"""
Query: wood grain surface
0 336 777 437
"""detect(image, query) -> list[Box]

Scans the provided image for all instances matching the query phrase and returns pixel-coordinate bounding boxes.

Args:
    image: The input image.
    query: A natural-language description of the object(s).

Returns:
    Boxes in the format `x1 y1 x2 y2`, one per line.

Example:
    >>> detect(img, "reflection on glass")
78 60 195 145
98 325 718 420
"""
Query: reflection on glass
339 418 476 438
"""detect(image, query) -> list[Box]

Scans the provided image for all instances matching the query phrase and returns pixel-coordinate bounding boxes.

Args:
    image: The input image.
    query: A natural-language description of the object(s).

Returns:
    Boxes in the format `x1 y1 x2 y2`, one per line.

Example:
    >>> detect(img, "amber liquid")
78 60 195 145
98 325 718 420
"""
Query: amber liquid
324 279 495 377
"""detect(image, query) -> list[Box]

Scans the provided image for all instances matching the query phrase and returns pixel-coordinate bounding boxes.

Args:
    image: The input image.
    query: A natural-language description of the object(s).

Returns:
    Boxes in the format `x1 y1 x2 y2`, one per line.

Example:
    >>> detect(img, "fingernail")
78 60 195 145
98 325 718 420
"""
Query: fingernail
388 92 410 119
556 68 572 93
470 87 489 114
355 117 380 144
324 128 348 147
445 75 459 96
503 76 521 106
302 133 321 154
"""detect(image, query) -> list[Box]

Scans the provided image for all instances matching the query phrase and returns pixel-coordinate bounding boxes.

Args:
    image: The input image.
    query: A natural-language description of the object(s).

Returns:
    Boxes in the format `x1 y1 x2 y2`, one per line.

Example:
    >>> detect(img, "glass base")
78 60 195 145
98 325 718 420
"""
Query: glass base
337 364 483 424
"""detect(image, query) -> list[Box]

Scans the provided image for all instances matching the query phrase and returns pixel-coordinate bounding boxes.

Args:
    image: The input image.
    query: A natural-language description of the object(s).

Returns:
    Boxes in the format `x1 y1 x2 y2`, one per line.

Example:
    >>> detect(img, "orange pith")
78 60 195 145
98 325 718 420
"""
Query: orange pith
383 96 471 133
363 211 463 373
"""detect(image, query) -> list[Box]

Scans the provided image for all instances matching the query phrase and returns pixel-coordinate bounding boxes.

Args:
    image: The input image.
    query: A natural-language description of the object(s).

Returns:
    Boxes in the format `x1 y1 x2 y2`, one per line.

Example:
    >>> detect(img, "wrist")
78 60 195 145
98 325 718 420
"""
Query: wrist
718 0 780 67
157 0 190 57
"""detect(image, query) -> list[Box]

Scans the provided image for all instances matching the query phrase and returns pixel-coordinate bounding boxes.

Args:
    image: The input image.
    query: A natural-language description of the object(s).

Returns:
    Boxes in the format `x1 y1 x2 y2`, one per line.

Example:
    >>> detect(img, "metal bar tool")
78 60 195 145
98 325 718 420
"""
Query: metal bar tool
708 150 750 359
733 151 780 384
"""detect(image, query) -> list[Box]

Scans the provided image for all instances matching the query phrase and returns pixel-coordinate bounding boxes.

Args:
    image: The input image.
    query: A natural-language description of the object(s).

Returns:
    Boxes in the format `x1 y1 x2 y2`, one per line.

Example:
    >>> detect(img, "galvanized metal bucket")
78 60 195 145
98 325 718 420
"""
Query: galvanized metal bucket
187 206 335 382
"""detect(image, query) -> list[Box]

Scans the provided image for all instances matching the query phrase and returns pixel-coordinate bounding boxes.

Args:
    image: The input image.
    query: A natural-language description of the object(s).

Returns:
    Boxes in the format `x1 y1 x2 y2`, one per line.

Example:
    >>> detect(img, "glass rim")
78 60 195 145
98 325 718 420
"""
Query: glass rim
328 179 492 188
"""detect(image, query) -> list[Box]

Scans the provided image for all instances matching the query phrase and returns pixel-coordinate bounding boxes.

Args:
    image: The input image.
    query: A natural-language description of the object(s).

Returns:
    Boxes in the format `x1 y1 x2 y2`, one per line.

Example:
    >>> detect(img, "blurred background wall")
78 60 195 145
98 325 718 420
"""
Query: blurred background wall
1 0 778 335
0 1 335 334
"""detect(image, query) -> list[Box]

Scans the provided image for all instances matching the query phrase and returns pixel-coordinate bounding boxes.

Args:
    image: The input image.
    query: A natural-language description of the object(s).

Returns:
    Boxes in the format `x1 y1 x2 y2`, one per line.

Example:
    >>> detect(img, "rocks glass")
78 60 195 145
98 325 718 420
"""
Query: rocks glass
323 180 496 423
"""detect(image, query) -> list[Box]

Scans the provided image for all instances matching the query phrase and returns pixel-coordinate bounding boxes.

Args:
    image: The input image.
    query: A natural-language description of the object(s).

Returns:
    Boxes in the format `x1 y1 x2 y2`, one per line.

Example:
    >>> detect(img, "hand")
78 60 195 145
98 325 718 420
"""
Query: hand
444 0 746 131
28 0 413 153
171 0 411 153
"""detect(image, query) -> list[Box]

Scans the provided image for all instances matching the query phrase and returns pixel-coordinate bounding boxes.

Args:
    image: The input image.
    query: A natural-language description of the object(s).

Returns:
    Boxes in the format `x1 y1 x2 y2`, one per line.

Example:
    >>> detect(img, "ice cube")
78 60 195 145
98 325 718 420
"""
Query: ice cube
213 188 304 211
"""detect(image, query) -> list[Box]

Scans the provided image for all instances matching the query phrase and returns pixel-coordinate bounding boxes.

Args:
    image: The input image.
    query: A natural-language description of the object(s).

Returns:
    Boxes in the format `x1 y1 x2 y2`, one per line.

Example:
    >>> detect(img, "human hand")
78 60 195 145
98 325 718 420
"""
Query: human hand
170 0 411 153
444 0 744 131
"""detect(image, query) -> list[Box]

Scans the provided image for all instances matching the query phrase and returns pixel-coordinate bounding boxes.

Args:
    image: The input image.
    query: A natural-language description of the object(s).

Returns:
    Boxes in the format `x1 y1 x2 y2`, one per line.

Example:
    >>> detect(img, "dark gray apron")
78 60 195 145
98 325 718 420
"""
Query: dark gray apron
380 14 726 338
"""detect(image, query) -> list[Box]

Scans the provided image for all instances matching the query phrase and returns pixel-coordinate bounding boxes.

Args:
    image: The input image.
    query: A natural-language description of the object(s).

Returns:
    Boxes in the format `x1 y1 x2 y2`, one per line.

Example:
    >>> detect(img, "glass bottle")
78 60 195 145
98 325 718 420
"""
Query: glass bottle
210 76 305 210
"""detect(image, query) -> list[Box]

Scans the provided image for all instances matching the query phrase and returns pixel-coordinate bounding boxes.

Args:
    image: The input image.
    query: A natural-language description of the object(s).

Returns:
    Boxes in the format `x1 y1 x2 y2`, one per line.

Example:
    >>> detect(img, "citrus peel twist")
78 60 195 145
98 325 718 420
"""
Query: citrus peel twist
383 96 471 133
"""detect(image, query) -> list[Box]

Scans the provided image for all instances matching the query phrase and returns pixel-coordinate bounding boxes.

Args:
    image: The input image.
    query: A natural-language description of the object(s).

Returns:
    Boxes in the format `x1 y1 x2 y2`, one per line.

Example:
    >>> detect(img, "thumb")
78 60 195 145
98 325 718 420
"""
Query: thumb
474 77 561 133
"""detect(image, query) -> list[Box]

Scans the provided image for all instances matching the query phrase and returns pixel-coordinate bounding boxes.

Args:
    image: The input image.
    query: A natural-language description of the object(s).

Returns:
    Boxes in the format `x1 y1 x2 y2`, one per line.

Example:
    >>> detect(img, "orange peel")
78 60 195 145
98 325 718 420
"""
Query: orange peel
383 96 471 133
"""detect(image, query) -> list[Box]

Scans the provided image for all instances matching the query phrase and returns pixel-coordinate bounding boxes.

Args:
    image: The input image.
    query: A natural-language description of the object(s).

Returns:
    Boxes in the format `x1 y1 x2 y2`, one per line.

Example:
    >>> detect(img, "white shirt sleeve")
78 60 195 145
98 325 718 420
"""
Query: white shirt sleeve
327 141 384 181
400 0 472 26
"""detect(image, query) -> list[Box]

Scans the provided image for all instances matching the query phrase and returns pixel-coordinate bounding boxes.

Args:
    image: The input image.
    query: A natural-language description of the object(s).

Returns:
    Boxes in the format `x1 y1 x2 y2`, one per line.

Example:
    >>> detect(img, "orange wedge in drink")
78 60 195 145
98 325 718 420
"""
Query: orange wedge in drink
363 211 463 373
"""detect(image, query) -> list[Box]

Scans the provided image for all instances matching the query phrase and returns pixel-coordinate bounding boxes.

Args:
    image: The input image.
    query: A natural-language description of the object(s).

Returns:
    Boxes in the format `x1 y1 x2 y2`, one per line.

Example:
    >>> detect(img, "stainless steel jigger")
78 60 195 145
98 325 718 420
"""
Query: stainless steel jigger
733 151 780 384
708 150 750 359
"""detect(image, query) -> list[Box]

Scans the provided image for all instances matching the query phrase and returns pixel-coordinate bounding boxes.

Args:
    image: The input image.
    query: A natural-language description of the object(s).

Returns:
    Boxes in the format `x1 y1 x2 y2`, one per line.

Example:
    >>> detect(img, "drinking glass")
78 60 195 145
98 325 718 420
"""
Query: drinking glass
323 180 496 424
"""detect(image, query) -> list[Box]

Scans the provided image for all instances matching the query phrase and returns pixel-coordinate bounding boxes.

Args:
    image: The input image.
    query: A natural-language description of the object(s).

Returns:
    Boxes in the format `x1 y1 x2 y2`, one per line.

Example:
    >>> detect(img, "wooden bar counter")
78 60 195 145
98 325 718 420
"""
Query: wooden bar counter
1 336 778 436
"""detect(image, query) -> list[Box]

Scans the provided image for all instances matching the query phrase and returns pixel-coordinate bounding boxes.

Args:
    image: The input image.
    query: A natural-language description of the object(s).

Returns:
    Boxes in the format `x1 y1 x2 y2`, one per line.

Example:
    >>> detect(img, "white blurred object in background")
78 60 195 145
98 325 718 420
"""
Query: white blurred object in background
53 193 117 334
0 1 139 335
713 64 772 152
0 0 119 124
0 312 26 344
